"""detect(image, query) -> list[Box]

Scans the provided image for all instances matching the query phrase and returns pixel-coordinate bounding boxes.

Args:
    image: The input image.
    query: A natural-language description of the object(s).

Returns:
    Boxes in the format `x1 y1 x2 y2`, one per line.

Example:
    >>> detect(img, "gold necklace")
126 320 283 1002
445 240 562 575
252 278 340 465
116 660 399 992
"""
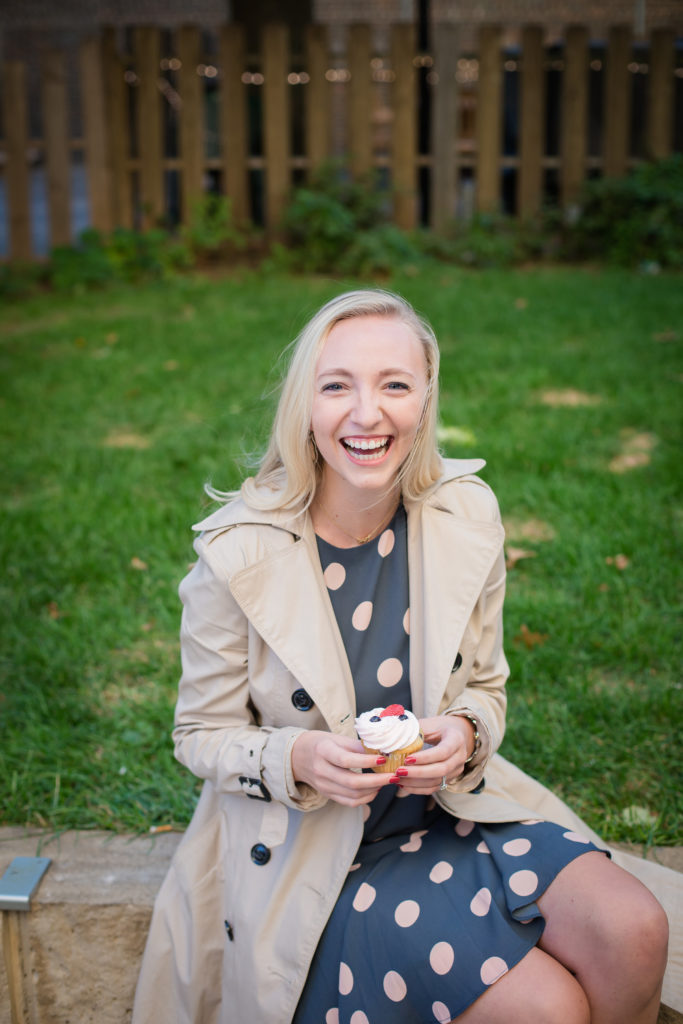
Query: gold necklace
318 500 398 546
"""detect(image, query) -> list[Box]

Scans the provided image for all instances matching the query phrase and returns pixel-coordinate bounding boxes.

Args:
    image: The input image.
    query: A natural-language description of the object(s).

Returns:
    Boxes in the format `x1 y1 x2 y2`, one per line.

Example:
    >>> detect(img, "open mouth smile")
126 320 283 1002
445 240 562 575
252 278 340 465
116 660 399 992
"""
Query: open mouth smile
341 436 393 461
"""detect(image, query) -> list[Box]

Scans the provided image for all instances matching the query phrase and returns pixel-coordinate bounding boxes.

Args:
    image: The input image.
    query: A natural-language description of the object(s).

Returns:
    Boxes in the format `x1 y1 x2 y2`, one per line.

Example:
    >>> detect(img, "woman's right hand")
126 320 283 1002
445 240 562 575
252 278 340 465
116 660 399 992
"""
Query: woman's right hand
291 731 392 806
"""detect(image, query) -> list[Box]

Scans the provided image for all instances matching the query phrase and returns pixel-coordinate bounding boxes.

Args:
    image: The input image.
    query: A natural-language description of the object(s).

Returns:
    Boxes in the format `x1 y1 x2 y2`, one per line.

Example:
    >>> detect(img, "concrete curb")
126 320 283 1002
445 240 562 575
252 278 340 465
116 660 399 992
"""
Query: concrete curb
1 828 681 1023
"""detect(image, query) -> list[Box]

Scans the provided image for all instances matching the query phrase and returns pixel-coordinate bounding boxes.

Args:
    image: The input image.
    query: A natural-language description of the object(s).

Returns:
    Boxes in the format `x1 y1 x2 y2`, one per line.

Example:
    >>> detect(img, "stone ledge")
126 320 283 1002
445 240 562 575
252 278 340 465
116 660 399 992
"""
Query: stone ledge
0 829 681 1023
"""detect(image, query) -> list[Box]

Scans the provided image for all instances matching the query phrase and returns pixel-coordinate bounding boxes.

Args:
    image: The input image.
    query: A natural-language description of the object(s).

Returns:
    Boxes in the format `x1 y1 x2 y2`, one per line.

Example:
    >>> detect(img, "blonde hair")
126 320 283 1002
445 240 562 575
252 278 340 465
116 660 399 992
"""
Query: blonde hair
219 289 443 512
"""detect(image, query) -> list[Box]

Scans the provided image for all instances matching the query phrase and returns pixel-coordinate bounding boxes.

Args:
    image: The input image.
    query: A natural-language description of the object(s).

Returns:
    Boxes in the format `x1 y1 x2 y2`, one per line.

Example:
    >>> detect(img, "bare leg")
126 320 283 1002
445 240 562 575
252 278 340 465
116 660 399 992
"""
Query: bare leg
451 945 590 1024
537 851 669 1024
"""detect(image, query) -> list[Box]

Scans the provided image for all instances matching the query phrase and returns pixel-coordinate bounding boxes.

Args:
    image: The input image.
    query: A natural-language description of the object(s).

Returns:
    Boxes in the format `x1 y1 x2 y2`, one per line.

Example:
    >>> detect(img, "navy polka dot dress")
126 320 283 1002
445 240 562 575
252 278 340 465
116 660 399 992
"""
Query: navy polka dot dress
293 505 601 1024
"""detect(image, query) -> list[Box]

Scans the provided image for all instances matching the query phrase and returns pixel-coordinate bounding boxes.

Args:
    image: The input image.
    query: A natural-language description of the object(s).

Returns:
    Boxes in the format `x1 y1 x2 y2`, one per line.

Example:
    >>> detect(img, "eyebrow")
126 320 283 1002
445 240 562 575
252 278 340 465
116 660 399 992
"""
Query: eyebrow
316 367 417 379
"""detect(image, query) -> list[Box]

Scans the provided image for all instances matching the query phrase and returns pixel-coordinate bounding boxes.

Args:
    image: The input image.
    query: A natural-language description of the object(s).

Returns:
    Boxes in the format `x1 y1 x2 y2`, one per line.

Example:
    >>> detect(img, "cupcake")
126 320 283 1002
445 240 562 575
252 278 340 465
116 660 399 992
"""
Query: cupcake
355 704 424 773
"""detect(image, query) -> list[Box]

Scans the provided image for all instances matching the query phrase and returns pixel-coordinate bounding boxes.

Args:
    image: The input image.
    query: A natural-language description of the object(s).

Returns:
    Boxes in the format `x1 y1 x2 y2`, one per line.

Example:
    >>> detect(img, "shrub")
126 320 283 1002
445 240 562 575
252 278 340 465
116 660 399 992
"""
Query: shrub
562 156 683 268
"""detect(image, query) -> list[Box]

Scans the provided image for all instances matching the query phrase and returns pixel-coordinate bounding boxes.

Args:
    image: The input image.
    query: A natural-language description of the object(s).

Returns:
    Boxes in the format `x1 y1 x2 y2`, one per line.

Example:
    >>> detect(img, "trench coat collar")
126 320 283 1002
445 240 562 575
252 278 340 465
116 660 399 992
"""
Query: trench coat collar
193 458 503 732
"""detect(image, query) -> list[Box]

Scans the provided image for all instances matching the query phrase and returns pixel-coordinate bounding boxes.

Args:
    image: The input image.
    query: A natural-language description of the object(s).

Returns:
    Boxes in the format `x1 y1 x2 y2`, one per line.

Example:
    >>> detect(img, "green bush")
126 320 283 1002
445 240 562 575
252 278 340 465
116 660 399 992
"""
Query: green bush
180 194 246 262
562 156 683 268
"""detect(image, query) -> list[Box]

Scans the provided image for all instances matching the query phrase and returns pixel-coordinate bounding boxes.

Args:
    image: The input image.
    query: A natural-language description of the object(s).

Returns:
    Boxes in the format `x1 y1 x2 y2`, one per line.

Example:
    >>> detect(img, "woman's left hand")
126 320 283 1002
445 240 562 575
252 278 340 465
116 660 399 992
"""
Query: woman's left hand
390 715 475 795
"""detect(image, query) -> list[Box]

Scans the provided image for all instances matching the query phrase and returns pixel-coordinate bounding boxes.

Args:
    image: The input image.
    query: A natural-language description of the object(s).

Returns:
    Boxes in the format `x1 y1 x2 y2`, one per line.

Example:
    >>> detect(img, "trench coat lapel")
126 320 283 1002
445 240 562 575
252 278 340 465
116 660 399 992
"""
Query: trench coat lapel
228 521 358 736
408 497 504 718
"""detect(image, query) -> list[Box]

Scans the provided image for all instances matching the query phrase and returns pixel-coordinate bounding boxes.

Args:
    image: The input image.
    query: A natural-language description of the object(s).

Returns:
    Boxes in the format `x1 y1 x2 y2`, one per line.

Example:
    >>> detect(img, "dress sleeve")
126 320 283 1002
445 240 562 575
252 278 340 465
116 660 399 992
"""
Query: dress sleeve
172 548 327 811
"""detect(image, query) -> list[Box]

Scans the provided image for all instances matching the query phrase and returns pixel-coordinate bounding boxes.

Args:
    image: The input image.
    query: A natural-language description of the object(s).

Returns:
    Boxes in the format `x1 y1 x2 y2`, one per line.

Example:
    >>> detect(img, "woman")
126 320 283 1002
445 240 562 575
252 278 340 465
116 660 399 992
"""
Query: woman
134 290 670 1024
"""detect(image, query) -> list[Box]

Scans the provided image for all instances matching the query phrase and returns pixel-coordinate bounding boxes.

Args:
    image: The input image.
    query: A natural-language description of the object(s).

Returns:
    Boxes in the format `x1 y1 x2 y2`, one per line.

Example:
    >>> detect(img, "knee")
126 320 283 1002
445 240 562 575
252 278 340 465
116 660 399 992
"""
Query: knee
608 888 669 996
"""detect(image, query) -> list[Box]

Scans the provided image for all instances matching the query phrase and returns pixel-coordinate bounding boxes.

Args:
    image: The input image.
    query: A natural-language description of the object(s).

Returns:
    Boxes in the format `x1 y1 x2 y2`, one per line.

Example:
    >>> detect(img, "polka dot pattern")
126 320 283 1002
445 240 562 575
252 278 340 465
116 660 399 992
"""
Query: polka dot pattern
563 831 591 844
377 529 395 557
325 1009 339 1024
353 883 376 912
352 600 373 631
338 962 353 996
508 870 539 897
432 1001 452 1023
470 887 492 917
430 941 455 975
383 971 407 1002
377 657 403 687
480 956 509 986
502 838 532 857
324 562 346 590
429 861 453 884
400 830 428 853
394 899 420 928
455 819 475 837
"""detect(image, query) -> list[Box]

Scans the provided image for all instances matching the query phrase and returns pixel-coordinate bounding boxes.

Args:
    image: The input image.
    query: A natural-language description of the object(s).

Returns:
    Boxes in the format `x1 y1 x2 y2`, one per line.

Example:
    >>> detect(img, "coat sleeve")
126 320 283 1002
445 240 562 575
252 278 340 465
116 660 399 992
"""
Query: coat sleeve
172 548 326 811
441 479 509 794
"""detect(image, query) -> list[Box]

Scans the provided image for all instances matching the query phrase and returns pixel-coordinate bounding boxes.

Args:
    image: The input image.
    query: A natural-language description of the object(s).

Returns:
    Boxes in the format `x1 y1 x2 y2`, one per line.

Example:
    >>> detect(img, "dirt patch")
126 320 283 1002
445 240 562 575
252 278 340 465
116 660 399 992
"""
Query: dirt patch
539 389 603 407
503 517 556 542
102 430 151 450
609 430 658 473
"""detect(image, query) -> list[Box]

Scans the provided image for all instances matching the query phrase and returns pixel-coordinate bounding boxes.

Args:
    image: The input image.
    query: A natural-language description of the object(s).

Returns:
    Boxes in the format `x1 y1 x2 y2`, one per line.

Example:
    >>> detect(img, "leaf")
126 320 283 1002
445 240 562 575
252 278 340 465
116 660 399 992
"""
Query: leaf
130 556 148 571
621 805 658 828
539 389 603 407
505 546 537 570
605 554 630 570
47 601 62 620
609 430 657 473
436 424 477 446
513 623 548 649
514 297 528 310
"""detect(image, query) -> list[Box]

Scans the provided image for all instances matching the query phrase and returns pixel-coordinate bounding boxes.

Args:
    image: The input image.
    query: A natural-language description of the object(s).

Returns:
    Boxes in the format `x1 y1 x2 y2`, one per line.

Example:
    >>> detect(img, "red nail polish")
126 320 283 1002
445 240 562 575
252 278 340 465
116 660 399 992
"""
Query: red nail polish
396 767 409 777
389 776 401 784
404 756 417 764
376 756 387 765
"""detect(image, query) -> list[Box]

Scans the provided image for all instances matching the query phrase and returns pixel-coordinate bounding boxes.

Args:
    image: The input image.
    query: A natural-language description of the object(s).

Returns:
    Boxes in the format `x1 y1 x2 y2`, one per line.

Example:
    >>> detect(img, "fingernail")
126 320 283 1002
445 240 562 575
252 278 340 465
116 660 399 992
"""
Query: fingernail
389 776 401 784
404 756 417 764
395 767 409 777
376 756 387 765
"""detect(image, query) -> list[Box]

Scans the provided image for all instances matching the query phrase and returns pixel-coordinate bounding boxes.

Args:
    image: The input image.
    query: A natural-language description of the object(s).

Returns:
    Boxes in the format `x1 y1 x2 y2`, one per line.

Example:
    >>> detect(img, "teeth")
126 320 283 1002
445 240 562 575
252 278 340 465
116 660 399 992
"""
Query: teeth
345 438 388 451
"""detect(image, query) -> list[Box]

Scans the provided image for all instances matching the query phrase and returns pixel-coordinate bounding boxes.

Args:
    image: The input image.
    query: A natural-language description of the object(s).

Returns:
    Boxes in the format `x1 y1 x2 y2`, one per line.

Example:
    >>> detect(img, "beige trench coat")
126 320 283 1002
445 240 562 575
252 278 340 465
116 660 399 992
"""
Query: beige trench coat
133 460 682 1022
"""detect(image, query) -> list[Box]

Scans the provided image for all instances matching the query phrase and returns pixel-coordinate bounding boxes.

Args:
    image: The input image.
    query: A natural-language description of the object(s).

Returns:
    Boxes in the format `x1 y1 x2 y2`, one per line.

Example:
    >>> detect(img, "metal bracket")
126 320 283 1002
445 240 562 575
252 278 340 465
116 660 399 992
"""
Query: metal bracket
0 857 51 911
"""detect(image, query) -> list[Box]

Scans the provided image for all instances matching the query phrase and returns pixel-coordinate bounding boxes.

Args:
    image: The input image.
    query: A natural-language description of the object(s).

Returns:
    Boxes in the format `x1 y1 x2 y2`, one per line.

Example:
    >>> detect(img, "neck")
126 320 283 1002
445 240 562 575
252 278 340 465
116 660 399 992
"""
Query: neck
311 484 400 548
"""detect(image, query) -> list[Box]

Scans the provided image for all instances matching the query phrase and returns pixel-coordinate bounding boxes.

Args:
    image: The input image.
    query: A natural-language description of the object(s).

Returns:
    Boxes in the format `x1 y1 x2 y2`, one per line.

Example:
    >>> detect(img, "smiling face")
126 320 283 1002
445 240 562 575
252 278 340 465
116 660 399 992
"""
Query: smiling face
310 314 429 507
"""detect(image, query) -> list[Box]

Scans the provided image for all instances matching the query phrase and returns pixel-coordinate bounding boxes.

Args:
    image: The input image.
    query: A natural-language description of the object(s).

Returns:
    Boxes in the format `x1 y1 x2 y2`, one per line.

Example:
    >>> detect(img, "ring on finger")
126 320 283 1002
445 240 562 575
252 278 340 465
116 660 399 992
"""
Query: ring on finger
440 776 448 791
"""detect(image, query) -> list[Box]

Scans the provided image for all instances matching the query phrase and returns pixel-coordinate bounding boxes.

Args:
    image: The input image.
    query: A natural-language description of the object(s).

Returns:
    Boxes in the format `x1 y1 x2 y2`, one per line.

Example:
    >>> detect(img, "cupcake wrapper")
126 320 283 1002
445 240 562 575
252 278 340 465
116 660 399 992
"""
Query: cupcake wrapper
363 733 424 773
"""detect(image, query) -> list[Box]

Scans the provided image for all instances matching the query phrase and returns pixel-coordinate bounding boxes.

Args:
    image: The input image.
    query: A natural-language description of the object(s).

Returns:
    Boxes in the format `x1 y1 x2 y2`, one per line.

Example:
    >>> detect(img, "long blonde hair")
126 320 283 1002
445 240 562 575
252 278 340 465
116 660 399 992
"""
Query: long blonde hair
216 289 443 512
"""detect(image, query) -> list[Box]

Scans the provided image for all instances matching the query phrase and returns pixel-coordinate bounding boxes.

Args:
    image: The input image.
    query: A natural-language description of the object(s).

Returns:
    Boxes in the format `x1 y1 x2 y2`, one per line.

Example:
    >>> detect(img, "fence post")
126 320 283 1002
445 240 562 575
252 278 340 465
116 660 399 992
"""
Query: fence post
41 50 72 248
561 25 589 207
603 24 632 178
102 27 132 228
2 62 32 261
518 24 544 218
219 24 249 227
390 22 417 230
349 23 373 179
81 34 115 233
262 22 291 231
430 22 459 232
476 24 502 213
133 26 164 228
305 23 330 176
177 26 204 223
647 27 674 159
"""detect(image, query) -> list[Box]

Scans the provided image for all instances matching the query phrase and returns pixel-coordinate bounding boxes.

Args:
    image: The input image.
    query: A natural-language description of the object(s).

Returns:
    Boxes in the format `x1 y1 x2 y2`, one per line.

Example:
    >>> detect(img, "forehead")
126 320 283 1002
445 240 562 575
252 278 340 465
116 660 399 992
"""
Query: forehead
317 314 426 371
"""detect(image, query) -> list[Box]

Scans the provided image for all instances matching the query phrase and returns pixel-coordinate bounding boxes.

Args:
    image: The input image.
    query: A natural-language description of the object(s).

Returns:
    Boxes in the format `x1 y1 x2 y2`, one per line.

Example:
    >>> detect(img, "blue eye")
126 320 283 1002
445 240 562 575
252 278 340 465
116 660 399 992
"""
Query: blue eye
322 382 343 392
387 381 409 391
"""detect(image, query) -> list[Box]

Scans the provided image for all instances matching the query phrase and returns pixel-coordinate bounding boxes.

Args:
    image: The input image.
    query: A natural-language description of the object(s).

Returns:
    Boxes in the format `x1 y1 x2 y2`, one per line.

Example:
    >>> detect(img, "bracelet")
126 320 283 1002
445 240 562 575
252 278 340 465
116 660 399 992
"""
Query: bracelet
458 714 481 764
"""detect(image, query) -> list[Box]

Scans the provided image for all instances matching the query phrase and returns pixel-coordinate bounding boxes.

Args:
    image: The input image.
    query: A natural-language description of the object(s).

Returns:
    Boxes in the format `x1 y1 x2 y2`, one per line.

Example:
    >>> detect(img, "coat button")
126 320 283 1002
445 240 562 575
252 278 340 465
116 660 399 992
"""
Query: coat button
250 843 271 866
291 688 314 711
452 652 463 672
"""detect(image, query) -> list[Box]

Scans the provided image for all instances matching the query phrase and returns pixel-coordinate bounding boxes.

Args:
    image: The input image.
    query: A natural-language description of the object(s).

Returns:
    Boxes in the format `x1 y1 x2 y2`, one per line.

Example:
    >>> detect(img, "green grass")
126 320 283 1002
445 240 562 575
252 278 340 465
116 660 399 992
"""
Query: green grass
1 266 681 845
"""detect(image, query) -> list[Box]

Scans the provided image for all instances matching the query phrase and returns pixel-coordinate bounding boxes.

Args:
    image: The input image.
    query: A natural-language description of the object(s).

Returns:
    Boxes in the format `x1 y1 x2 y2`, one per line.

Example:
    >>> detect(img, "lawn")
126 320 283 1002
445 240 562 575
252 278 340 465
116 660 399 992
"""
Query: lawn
1 265 681 845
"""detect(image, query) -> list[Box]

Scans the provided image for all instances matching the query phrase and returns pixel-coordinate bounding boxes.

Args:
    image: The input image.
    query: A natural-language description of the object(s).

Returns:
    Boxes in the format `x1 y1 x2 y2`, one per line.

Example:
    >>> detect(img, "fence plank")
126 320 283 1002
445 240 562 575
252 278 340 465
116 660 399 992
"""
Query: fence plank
476 24 502 213
349 23 373 179
177 26 204 222
518 24 544 217
305 24 330 175
81 35 115 233
42 50 72 247
262 22 290 230
603 24 632 178
647 28 675 159
561 24 589 206
431 23 459 231
391 22 417 230
2 61 32 260
134 26 164 228
219 24 248 226
102 27 132 228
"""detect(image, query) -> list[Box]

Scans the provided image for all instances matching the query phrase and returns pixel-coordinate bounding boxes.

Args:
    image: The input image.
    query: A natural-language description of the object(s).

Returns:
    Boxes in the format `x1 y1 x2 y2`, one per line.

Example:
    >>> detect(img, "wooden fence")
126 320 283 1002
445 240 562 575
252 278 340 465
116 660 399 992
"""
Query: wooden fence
0 21 681 261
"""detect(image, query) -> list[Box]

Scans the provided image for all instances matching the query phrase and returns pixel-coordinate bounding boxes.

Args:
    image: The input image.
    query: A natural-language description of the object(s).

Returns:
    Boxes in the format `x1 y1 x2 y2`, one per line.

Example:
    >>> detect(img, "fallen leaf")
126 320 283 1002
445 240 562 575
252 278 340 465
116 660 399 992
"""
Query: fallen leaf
140 621 154 632
503 517 555 542
609 431 657 473
540 389 603 407
605 554 630 570
74 336 86 348
621 805 658 827
598 583 610 592
514 297 528 310
652 329 678 343
103 430 151 450
149 824 173 834
130 556 148 571
47 601 61 619
106 332 119 345
513 623 548 649
164 360 179 371
506 546 537 570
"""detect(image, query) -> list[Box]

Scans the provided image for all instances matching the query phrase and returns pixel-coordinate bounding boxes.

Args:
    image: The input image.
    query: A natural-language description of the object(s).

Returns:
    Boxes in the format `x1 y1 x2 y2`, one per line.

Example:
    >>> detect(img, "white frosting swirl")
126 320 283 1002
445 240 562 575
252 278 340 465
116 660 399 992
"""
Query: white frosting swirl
355 707 421 753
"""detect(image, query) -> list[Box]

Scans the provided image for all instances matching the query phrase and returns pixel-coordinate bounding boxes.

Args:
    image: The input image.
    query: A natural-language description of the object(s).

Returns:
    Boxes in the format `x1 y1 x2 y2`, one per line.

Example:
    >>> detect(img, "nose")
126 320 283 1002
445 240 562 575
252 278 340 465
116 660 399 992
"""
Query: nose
351 386 382 428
